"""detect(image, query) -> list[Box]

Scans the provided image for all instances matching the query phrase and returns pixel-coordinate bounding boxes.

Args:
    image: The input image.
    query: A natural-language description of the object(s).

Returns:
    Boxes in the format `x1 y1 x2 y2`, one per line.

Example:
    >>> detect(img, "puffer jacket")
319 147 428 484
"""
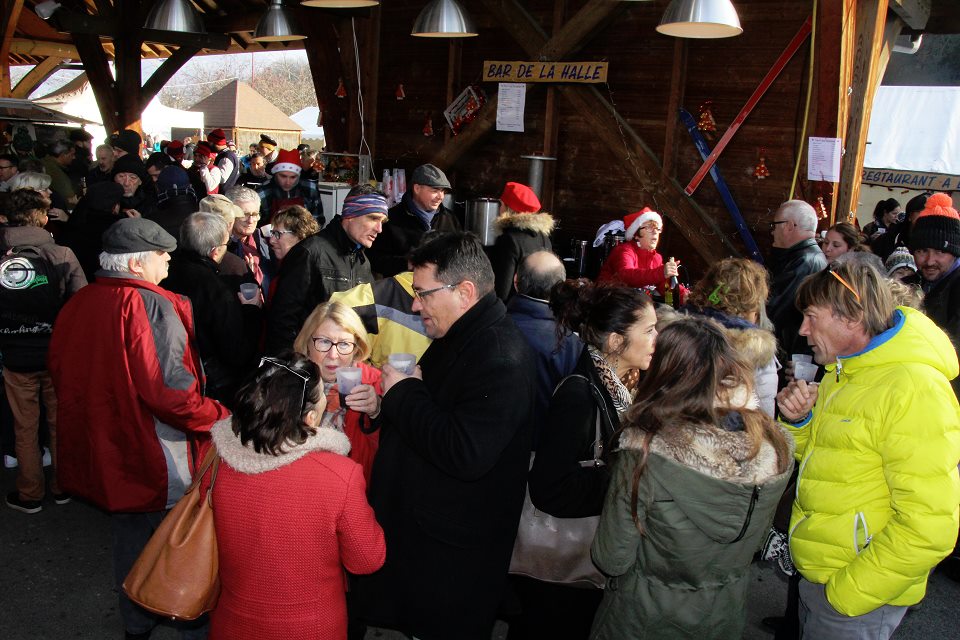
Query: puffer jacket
590 405 794 640
490 212 554 301
784 306 960 616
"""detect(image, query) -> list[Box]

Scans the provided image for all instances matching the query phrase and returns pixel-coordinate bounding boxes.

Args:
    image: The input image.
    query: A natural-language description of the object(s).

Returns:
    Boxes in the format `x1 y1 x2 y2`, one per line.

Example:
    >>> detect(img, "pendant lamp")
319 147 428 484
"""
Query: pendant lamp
254 0 307 42
411 0 478 38
301 0 379 7
144 0 206 33
656 0 742 39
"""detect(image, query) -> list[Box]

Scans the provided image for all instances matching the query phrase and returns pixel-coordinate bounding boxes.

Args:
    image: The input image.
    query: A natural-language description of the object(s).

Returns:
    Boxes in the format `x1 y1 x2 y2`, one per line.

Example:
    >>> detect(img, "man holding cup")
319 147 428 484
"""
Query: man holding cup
776 261 959 639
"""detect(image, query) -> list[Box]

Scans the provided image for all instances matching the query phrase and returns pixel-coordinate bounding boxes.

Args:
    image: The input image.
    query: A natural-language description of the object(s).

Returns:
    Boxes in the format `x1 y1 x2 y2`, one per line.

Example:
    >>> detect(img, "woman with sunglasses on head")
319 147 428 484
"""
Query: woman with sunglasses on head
294 302 383 483
590 317 793 640
207 351 385 640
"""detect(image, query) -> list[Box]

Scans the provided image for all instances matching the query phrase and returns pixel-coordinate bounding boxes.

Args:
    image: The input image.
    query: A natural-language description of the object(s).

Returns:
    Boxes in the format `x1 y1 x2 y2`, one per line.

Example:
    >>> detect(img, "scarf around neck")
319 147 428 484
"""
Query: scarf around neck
587 344 633 417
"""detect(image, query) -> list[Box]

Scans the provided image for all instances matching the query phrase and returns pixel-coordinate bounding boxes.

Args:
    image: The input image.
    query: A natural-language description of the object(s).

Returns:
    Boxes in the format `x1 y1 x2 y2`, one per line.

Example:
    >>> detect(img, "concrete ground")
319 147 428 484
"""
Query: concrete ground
2 466 958 639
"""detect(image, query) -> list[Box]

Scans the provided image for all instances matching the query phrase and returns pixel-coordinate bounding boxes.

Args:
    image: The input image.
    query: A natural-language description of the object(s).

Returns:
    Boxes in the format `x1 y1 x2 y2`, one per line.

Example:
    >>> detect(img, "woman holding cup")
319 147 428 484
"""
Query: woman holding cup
294 302 383 482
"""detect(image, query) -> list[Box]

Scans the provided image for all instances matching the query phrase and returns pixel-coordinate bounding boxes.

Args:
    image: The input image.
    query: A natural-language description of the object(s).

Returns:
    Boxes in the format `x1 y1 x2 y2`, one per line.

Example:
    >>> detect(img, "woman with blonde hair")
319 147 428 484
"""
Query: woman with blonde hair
294 301 383 481
590 318 794 640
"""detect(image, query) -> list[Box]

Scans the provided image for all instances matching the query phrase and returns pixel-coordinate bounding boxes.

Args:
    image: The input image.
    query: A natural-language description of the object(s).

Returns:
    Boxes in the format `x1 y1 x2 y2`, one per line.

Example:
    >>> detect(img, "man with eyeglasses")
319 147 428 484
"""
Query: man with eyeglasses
225 185 269 287
776 261 959 640
266 185 385 354
0 153 19 192
48 217 229 640
767 199 826 360
353 232 535 640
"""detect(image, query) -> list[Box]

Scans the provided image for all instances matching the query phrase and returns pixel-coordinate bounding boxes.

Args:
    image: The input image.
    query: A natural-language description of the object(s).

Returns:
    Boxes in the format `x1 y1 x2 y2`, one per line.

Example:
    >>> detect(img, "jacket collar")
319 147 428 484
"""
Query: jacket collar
439 291 505 347
211 417 351 474
326 215 367 261
494 211 555 235
0 225 54 248
507 293 552 319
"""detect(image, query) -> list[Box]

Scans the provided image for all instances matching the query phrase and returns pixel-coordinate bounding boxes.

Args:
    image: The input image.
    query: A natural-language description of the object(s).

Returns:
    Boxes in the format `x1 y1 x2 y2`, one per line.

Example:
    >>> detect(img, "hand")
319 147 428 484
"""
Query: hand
664 258 679 280
782 360 795 384
237 291 263 307
244 254 257 273
776 380 819 422
48 208 68 222
124 209 142 218
346 383 381 417
381 363 422 395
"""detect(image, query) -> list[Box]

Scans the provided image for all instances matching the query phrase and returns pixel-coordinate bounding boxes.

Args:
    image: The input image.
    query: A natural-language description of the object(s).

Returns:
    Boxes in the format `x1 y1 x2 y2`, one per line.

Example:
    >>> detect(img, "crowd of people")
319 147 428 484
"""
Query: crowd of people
0 124 958 640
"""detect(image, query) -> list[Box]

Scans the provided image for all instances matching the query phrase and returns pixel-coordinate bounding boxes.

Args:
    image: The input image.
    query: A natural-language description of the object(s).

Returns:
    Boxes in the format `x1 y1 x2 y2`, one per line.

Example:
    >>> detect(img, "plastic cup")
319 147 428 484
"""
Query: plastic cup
239 283 259 300
388 353 417 375
794 362 819 383
791 354 813 364
335 366 362 404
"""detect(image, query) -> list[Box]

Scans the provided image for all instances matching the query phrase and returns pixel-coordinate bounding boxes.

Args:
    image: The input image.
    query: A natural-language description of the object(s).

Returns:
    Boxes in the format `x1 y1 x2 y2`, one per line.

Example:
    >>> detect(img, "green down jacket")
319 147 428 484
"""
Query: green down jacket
590 412 794 640
785 306 960 616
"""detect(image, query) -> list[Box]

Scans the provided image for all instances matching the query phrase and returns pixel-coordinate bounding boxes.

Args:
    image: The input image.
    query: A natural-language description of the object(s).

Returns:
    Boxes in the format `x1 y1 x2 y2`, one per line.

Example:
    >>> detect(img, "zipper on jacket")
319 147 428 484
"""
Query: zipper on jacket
854 511 872 555
730 486 761 543
835 357 843 382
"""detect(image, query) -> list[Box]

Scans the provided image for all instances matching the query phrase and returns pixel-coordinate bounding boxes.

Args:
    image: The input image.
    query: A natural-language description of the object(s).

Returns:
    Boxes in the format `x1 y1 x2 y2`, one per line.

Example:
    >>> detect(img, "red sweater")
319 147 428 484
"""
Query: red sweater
597 242 665 290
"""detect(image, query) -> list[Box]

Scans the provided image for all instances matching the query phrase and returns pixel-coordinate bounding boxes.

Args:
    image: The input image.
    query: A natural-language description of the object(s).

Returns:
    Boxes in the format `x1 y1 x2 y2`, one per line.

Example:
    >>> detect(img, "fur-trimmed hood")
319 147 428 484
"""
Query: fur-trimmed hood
494 211 555 235
724 324 777 370
211 417 351 475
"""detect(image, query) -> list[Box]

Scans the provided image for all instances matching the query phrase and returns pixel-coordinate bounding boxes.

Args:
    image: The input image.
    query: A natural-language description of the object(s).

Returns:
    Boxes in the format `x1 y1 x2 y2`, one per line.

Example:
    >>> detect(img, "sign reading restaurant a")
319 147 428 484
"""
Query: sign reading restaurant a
861 168 958 191
482 60 609 84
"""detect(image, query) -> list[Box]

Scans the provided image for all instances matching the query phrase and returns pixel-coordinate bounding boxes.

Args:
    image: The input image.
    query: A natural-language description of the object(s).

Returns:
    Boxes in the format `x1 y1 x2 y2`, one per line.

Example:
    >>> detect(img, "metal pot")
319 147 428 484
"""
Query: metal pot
465 198 501 246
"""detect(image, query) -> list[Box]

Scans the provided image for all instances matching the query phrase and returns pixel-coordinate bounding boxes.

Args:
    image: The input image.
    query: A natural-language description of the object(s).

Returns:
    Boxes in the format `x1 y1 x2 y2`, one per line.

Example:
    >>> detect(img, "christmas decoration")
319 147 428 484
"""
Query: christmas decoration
443 86 486 135
754 147 770 179
697 100 717 135
423 115 434 137
335 78 346 99
396 83 405 100
816 196 828 220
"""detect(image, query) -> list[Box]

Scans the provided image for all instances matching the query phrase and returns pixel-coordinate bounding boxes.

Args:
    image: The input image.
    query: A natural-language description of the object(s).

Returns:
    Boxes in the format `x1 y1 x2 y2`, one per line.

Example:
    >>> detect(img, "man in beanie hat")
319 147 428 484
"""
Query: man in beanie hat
112 154 155 220
188 140 221 196
207 128 239 191
49 216 228 639
258 133 279 166
110 129 142 159
908 193 960 397
257 148 323 224
150 165 198 237
490 181 554 301
266 184 386 353
598 206 686 300
165 139 185 165
369 163 460 278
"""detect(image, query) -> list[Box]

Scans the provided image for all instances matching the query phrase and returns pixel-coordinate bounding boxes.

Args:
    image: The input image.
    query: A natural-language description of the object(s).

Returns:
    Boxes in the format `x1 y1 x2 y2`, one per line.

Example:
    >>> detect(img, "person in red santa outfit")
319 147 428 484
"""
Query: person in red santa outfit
597 208 685 301
257 149 324 225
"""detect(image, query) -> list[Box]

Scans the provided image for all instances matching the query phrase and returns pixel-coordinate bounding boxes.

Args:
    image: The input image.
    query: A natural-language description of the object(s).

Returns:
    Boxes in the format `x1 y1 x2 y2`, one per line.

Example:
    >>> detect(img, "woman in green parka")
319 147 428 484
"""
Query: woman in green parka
590 317 795 640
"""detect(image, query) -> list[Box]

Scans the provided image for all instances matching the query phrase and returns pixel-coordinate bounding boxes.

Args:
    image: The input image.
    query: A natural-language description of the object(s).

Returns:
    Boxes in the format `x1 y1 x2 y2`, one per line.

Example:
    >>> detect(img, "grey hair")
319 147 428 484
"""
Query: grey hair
517 251 566 299
98 250 154 273
180 212 229 256
225 185 261 208
9 171 52 192
832 251 885 273
778 200 818 232
49 139 74 157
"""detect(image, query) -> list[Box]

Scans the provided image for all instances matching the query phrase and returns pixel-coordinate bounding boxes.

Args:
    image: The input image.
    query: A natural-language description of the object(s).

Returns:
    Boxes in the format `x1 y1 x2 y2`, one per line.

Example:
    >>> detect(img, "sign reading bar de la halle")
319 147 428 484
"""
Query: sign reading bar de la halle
483 60 609 84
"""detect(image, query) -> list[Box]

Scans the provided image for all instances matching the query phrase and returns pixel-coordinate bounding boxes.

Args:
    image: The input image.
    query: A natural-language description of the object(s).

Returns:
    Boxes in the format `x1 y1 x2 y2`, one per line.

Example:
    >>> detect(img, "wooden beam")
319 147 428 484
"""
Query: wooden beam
661 38 687 179
443 40 462 145
300 11 348 152
113 0 144 131
541 0 567 213
0 0 26 97
140 45 200 110
362 7 381 158
72 32 120 131
141 29 230 51
888 0 931 29
11 56 64 98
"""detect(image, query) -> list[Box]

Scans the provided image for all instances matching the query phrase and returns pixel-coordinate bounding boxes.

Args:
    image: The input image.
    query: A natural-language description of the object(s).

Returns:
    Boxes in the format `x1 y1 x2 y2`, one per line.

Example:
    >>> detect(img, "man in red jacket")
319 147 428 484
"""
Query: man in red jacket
48 217 229 640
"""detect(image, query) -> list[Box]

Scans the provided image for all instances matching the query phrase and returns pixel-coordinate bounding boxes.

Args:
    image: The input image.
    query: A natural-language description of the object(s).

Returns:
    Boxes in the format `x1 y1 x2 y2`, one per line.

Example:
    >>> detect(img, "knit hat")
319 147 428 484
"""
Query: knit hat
166 140 184 161
908 193 960 257
83 181 125 213
69 128 93 142
102 217 177 254
341 193 388 219
193 140 214 157
207 128 227 146
624 207 662 240
112 154 147 182
499 182 540 213
12 127 33 152
156 166 195 204
111 129 142 156
411 164 451 190
271 149 302 176
884 246 917 276
259 134 278 150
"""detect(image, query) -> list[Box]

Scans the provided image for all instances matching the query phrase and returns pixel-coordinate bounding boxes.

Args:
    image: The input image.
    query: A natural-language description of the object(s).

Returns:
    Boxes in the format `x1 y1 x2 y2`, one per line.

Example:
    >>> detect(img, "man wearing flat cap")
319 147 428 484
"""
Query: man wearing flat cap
49 217 229 640
368 163 461 278
258 133 280 167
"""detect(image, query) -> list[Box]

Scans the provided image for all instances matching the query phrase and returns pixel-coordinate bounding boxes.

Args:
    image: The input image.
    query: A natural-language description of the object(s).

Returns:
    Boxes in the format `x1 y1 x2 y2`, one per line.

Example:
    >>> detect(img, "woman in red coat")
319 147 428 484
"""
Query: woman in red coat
209 352 385 640
294 301 384 483
598 207 686 300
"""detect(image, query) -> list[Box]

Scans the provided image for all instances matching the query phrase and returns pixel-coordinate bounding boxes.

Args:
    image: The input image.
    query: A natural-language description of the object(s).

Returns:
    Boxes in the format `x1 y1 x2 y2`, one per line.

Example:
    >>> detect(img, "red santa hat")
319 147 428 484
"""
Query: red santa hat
207 128 227 146
624 207 662 240
271 149 302 176
499 182 541 213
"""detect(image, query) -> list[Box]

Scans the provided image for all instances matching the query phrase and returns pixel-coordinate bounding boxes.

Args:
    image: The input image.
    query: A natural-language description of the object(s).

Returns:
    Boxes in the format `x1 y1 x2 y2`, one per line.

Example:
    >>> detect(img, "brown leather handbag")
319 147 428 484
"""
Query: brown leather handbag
123 446 221 620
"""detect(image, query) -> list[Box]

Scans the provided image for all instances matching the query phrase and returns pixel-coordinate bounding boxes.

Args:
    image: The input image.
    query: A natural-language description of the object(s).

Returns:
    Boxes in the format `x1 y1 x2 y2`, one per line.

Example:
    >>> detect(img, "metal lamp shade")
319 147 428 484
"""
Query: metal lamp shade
411 0 478 38
254 0 307 42
301 0 378 6
144 0 206 32
656 0 743 39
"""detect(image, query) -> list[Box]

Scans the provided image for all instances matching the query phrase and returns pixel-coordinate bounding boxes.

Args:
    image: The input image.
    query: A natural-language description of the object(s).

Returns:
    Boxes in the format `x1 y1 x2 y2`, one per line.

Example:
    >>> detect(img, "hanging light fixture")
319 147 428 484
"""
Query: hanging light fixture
254 0 307 42
144 0 206 32
301 0 379 7
656 0 742 39
411 0 477 38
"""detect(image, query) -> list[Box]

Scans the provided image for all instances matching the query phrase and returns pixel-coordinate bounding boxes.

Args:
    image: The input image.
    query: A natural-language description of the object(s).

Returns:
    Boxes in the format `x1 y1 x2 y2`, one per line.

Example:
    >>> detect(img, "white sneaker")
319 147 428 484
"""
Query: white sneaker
42 448 52 467
3 455 16 469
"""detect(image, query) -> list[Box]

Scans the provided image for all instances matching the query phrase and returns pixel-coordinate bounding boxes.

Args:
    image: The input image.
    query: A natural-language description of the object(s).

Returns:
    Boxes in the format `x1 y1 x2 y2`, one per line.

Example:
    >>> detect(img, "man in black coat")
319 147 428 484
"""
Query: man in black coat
354 232 534 640
767 199 826 359
368 163 461 278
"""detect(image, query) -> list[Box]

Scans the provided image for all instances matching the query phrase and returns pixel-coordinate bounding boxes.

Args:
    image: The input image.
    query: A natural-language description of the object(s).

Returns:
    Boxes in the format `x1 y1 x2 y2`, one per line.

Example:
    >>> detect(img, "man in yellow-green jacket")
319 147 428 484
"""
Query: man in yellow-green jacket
777 262 960 640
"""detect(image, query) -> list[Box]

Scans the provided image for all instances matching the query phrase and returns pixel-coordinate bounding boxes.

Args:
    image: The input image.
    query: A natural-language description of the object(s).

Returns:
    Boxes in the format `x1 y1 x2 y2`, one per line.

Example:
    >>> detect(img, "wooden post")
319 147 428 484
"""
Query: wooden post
72 33 121 133
443 40 462 145
0 0 26 97
113 0 145 131
11 57 64 99
541 0 567 212
662 39 687 179
300 11 348 152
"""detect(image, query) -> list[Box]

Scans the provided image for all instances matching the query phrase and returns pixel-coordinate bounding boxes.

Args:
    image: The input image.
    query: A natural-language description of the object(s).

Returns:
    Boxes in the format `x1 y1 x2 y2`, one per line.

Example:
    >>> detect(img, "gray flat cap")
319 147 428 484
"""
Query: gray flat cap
102 217 177 254
411 164 452 191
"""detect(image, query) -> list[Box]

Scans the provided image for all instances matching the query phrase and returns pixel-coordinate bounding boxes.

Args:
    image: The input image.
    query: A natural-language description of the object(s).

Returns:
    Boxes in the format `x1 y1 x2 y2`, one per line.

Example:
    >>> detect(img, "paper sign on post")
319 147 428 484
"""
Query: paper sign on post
497 83 526 133
808 137 842 182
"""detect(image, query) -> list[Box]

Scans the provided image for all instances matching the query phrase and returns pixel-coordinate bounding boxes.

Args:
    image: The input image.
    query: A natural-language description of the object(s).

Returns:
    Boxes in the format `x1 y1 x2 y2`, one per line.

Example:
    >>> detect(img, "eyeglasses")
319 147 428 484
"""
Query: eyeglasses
240 212 260 220
258 357 310 414
270 229 295 239
311 336 357 356
413 283 458 301
769 220 788 230
0 164 14 170
828 269 861 305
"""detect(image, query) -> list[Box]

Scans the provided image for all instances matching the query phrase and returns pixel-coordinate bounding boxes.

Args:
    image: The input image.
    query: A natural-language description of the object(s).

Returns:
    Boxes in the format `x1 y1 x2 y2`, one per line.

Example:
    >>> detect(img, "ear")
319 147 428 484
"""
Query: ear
605 332 625 355
513 272 519 292
457 280 479 307
303 406 322 428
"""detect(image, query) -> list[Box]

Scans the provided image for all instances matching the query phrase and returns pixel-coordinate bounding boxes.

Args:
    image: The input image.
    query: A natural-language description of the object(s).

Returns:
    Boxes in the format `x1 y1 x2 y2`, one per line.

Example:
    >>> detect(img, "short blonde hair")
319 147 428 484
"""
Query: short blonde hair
294 301 372 364
199 194 243 222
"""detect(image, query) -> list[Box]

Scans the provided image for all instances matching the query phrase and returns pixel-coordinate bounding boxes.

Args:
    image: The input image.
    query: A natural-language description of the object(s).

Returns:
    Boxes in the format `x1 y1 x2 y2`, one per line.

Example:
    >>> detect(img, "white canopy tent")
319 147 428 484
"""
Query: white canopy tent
290 106 324 145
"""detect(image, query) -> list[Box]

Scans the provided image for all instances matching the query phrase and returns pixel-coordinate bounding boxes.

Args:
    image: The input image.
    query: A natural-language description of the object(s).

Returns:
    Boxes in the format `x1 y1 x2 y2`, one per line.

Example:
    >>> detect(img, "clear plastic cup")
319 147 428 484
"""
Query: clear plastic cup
387 353 417 375
335 367 362 404
794 362 819 383
791 354 813 364
239 283 259 300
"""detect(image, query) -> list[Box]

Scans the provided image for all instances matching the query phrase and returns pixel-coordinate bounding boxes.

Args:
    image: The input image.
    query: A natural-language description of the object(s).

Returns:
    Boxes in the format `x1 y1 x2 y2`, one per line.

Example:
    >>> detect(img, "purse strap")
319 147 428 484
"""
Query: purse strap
186 445 220 498
553 374 606 467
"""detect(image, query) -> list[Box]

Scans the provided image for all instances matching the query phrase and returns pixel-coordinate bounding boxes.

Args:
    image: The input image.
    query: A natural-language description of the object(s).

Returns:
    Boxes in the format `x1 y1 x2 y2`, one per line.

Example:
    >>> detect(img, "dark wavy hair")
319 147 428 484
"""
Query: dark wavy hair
550 280 652 355
231 351 323 455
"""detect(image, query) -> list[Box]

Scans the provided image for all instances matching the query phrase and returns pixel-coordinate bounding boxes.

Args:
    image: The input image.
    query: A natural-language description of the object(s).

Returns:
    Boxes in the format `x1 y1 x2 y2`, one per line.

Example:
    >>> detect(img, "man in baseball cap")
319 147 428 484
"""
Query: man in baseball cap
368 163 461 278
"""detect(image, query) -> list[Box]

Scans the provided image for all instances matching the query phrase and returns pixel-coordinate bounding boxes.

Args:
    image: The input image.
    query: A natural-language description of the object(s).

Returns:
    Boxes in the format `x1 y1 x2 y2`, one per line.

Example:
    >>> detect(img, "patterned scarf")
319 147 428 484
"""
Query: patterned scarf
587 344 633 418
320 380 347 433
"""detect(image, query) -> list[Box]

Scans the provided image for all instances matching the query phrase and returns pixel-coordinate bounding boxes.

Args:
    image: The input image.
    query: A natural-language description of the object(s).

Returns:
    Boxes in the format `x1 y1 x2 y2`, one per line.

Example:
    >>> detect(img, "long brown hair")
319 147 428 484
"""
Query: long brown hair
621 317 765 531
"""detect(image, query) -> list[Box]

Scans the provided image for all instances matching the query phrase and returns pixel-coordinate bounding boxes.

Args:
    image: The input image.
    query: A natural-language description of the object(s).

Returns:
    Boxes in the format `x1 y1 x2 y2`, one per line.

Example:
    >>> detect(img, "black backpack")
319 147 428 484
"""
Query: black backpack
0 246 64 371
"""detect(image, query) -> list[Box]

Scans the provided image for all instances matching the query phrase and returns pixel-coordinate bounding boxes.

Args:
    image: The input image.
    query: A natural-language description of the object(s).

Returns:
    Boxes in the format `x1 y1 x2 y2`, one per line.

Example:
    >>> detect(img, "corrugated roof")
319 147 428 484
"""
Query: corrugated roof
189 80 302 132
